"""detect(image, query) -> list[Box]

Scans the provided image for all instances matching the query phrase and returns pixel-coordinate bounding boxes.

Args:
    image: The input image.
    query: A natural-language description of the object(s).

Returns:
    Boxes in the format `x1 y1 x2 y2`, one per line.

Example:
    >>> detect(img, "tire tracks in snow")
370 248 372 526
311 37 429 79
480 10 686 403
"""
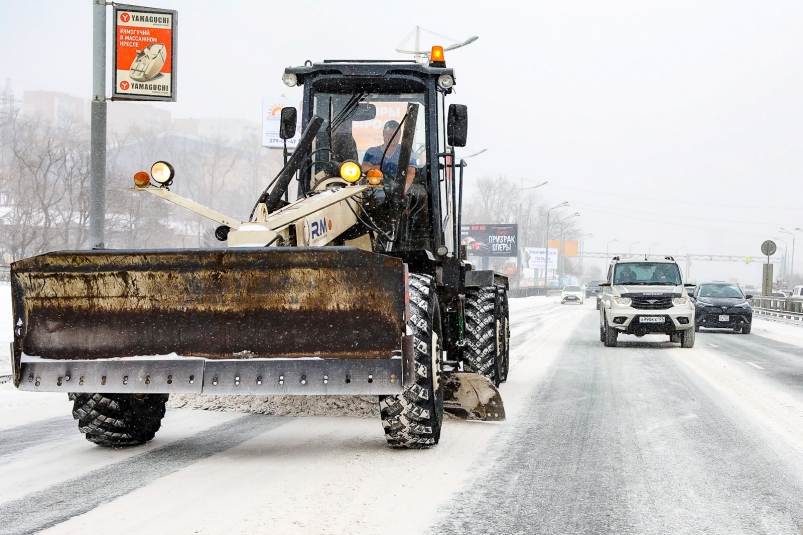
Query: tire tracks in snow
0 416 76 460
0 414 286 535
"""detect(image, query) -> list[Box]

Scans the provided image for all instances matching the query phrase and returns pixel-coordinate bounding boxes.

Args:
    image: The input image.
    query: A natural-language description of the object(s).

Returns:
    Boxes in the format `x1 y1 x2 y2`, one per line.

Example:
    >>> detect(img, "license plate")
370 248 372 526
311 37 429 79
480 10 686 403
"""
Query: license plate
639 317 665 323
719 315 729 322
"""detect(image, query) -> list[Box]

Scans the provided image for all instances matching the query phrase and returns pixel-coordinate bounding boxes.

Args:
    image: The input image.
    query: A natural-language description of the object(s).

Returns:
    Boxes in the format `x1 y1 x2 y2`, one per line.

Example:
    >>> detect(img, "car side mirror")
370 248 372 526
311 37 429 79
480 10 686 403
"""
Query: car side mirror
745 294 753 300
599 283 611 287
447 104 468 147
279 107 297 140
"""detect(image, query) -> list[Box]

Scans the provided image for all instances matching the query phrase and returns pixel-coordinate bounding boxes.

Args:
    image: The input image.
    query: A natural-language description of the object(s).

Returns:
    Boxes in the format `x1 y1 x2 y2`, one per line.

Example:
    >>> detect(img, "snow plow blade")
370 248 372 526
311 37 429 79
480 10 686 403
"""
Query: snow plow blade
442 372 506 421
10 248 407 377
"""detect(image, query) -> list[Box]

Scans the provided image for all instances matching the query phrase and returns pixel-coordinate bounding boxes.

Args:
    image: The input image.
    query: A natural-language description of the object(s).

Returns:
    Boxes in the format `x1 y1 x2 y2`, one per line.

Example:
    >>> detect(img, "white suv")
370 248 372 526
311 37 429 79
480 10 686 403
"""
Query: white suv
599 257 695 347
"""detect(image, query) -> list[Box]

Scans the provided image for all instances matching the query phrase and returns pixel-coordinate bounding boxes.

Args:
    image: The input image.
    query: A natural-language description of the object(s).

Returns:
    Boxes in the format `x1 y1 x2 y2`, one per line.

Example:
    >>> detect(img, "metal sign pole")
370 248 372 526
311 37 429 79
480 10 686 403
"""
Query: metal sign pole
90 0 106 249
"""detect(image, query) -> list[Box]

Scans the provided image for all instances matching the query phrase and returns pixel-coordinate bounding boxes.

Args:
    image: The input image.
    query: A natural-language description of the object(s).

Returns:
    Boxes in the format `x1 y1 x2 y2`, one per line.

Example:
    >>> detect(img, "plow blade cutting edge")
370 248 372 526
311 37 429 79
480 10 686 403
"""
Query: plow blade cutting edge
10 248 408 387
443 372 506 421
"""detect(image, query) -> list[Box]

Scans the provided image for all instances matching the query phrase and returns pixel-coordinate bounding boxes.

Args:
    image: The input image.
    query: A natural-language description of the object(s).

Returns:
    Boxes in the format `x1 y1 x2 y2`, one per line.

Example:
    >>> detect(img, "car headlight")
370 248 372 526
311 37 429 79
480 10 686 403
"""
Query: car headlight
613 297 631 306
735 302 751 308
673 297 689 306
339 161 361 183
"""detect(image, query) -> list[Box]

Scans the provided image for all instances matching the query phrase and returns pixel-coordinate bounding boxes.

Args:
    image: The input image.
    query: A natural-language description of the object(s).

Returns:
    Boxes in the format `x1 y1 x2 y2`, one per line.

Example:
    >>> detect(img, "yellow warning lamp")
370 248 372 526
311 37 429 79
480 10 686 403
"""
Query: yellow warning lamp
133 171 151 188
429 46 446 68
366 168 383 186
339 161 362 183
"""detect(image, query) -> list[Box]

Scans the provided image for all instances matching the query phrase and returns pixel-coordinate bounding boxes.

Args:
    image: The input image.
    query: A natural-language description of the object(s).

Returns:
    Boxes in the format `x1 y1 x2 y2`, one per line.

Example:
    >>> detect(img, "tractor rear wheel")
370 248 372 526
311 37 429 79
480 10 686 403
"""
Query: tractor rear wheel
70 393 168 447
464 286 501 386
379 274 443 448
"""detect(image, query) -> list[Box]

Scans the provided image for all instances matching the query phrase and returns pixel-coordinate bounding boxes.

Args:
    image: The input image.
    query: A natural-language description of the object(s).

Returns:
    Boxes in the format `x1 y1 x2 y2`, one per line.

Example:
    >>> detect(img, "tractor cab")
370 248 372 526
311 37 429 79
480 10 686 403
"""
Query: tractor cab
282 56 467 255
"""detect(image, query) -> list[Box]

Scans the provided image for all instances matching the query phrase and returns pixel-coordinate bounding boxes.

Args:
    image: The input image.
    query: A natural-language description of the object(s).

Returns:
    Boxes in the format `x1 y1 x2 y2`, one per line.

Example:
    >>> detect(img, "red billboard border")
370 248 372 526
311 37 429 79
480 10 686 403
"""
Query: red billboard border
111 3 178 102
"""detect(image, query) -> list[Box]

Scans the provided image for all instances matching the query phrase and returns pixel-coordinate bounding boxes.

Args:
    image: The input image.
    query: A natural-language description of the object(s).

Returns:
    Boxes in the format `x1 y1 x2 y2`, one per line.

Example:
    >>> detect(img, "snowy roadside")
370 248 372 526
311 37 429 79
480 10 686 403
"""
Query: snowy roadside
751 316 803 348
1 283 12 377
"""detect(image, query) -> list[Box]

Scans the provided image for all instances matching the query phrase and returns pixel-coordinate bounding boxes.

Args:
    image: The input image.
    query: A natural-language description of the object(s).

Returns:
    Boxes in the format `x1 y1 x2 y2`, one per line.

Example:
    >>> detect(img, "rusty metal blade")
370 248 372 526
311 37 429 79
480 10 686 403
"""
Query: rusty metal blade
442 372 506 421
12 247 405 363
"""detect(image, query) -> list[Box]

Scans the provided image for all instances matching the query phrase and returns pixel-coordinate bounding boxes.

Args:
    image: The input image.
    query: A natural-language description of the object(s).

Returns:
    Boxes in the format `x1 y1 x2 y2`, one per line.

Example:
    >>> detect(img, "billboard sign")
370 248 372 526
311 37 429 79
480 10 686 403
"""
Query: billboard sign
523 247 558 269
262 98 301 148
460 224 518 258
112 4 177 102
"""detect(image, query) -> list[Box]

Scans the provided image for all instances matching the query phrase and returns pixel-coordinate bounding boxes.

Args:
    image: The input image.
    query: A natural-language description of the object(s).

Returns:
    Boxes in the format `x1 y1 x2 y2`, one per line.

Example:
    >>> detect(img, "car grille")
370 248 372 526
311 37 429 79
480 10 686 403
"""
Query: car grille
630 296 673 310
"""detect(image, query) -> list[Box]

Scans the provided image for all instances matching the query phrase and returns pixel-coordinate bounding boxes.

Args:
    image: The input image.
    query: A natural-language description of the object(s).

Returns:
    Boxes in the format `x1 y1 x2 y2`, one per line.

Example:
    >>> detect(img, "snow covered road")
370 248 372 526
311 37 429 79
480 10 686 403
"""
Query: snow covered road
3 298 803 534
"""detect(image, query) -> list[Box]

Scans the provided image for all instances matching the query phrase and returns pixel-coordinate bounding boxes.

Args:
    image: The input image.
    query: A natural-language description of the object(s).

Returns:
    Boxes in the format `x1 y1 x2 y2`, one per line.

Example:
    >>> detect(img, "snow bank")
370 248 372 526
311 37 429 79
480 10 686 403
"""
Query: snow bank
168 394 381 418
752 317 803 348
1 283 12 376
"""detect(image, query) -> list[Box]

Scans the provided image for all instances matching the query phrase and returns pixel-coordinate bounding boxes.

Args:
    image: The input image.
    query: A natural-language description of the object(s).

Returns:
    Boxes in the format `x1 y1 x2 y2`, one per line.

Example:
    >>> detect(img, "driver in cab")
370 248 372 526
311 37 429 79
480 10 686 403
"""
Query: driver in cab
362 120 421 195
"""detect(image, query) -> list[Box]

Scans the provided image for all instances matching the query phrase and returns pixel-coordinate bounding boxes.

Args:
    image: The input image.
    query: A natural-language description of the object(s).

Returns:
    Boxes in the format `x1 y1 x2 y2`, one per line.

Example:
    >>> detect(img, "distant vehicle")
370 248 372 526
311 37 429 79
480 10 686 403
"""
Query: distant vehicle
684 284 697 297
598 257 695 347
789 286 803 299
561 285 584 304
694 282 752 334
585 280 600 298
772 291 788 298
743 284 759 295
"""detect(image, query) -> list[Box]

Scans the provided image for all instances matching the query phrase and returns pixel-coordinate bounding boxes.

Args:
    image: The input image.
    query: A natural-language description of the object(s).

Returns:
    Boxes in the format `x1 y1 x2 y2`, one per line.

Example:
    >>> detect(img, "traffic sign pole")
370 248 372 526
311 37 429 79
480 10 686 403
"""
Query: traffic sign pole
90 0 107 249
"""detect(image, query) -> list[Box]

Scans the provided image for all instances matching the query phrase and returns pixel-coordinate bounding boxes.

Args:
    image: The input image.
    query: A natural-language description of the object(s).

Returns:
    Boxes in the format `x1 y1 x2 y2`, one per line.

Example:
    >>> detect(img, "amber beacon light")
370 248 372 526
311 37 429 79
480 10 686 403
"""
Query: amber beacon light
429 46 446 68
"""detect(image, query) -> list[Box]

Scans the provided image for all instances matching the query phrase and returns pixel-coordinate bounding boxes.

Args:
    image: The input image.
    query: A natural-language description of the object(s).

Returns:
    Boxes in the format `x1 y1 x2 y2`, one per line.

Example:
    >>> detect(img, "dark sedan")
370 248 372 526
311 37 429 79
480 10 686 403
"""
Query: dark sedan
692 282 753 334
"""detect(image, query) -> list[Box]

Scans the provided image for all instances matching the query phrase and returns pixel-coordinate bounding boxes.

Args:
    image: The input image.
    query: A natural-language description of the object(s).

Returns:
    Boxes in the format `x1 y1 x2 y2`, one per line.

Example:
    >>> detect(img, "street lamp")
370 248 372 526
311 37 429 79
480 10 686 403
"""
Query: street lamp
459 148 487 159
781 228 795 278
606 239 618 256
521 179 548 191
648 242 660 255
629 241 641 255
543 201 569 291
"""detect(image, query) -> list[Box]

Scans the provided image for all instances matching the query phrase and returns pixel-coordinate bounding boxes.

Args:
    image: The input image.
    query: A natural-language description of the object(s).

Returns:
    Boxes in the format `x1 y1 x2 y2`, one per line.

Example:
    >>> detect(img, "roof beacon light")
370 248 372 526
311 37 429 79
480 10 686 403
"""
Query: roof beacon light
133 171 151 188
429 46 445 68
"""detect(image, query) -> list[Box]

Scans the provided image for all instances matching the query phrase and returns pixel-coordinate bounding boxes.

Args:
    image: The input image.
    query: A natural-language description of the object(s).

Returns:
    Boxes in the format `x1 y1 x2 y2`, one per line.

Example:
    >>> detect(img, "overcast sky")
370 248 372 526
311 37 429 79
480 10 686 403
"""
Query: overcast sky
2 1 802 283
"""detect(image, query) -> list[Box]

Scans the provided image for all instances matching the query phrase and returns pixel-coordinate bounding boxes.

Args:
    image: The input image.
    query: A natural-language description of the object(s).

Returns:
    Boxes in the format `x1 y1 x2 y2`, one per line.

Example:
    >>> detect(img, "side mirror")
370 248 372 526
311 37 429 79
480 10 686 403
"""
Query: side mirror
745 294 753 300
352 103 376 121
447 104 468 147
599 282 611 287
279 107 297 140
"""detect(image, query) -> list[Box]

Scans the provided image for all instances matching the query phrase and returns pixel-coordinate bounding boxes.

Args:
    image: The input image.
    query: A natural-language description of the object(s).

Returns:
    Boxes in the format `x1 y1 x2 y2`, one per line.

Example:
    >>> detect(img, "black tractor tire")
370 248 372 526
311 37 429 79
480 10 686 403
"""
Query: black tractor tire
681 327 696 348
464 286 501 386
379 273 443 449
742 324 752 334
70 393 168 447
497 287 510 383
603 313 618 347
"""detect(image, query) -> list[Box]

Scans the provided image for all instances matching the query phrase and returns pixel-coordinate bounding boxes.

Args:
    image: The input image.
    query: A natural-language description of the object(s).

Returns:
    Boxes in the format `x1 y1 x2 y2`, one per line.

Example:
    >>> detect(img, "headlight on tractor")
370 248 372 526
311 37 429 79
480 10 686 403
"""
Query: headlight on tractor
613 297 632 306
340 161 361 183
673 297 689 306
151 161 175 186
366 168 383 186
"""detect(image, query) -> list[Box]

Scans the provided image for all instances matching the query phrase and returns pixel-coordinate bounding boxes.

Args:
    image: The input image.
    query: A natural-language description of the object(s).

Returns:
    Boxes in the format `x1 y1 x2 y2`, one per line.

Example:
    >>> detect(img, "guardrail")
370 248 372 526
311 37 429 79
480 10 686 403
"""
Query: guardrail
0 265 8 283
750 296 803 323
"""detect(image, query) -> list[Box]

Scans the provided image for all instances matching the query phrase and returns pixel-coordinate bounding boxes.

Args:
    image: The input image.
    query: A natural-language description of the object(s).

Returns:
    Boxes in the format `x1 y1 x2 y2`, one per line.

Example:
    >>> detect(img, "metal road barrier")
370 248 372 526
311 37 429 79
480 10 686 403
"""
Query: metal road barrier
750 296 803 322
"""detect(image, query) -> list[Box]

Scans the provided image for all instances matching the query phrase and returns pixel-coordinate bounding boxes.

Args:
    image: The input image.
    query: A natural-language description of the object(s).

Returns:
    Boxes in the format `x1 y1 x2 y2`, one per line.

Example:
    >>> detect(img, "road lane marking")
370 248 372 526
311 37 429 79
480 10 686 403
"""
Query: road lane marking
746 362 764 370
708 344 719 348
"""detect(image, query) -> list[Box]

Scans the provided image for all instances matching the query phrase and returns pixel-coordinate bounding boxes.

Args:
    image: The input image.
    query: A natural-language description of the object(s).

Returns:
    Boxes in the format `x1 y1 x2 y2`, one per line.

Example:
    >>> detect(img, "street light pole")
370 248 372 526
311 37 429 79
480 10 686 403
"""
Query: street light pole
521 179 548 191
579 233 593 276
606 239 618 256
544 202 568 291
781 228 795 279
648 242 659 256
774 237 788 283
558 212 580 282
629 241 641 255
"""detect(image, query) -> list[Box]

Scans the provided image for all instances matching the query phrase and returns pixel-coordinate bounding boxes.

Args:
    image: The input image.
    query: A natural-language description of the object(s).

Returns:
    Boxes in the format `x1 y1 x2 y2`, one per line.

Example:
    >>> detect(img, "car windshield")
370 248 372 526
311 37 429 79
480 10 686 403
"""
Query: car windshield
613 263 682 285
564 285 581 291
699 284 744 298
